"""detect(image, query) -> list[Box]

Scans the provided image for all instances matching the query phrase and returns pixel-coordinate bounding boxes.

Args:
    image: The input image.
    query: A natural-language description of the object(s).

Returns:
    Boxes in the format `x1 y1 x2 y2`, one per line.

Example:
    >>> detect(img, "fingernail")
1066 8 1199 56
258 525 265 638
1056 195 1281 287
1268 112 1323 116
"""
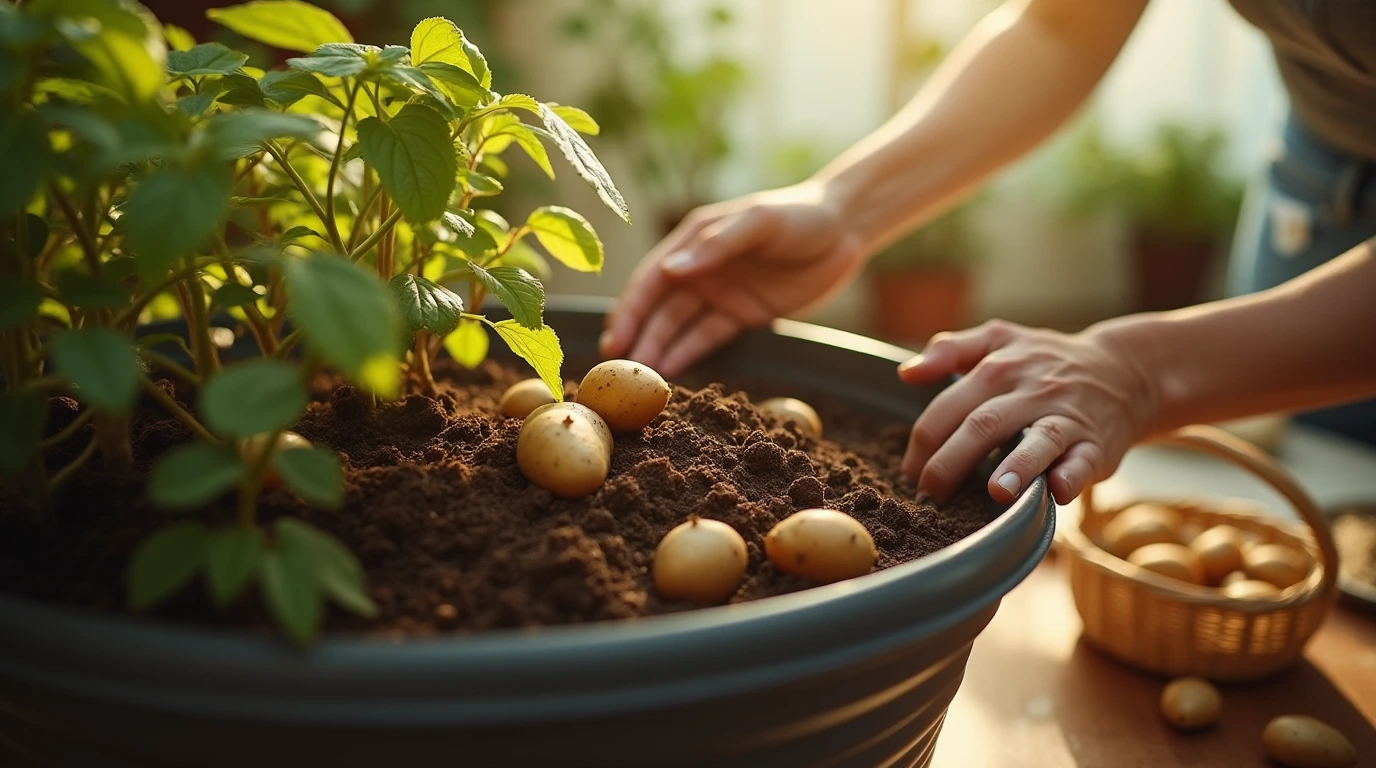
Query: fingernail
997 472 1021 496
662 250 696 274
897 355 924 374
1057 469 1076 491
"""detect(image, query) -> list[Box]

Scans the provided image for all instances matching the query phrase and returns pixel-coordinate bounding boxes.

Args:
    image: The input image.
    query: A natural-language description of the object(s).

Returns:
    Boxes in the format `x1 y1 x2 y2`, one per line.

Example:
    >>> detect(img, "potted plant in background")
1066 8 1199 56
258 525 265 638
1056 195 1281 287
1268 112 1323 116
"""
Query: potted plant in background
866 199 985 344
1061 120 1245 312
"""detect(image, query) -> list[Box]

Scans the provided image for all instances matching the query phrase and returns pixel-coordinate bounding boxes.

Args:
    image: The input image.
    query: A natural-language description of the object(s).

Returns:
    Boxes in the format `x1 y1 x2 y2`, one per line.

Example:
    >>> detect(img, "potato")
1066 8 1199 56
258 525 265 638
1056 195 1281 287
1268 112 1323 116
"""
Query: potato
1159 677 1222 731
1176 521 1205 546
1190 525 1247 585
1127 543 1205 585
765 508 876 583
1221 570 1250 587
1244 543 1310 590
527 401 614 455
653 516 748 604
1223 579 1278 599
240 431 311 490
759 397 823 438
576 359 672 433
516 403 613 499
500 378 558 419
1102 503 1183 559
1262 715 1357 768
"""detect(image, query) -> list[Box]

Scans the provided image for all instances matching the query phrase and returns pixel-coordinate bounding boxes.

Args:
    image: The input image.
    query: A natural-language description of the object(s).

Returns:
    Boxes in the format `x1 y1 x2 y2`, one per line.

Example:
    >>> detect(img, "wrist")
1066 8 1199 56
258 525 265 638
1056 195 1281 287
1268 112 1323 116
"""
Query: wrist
1085 313 1174 442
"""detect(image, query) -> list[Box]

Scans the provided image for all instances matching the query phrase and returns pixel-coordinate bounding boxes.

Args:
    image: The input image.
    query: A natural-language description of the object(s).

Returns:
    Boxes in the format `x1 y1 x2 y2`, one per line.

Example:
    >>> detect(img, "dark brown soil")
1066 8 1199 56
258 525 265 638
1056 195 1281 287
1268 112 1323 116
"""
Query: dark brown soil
0 359 992 637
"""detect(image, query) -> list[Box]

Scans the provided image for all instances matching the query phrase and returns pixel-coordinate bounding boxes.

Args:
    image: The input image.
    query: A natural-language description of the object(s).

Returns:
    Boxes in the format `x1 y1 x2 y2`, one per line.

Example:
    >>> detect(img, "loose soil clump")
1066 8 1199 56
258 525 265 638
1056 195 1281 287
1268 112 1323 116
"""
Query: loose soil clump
0 359 992 636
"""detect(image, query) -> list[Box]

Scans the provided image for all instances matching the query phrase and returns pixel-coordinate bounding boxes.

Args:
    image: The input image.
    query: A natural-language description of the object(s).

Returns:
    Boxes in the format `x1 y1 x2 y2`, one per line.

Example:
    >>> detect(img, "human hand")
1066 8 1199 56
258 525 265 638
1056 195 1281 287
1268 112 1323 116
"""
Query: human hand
897 320 1160 505
599 181 868 377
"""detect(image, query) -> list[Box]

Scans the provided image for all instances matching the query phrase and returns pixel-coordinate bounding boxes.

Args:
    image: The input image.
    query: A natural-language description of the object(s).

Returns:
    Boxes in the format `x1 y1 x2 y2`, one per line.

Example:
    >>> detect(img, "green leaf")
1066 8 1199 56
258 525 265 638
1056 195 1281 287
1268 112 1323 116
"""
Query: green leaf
260 535 322 646
527 206 603 273
281 255 401 395
549 104 599 135
539 103 630 223
287 42 369 77
163 23 195 52
0 280 42 327
485 93 539 116
357 103 457 224
410 17 488 87
205 527 263 606
442 209 497 257
380 65 451 106
215 73 267 107
258 70 343 108
57 2 165 103
443 318 488 369
200 359 308 439
135 332 193 358
211 283 262 308
50 328 139 414
122 164 232 279
58 273 130 309
273 447 343 508
0 110 49 212
417 62 486 109
22 214 48 259
149 443 245 508
177 90 219 117
493 320 563 403
279 225 320 243
167 42 247 76
467 263 543 330
0 391 44 475
440 211 475 237
128 521 208 611
388 274 463 335
203 109 321 161
207 0 352 53
276 518 376 618
506 122 553 179
455 167 502 198
496 241 552 280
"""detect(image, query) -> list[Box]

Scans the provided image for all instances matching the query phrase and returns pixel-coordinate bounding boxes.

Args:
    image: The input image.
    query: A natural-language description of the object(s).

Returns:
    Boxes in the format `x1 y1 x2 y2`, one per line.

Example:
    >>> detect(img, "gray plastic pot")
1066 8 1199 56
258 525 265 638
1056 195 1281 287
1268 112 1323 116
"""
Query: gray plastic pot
0 299 1054 768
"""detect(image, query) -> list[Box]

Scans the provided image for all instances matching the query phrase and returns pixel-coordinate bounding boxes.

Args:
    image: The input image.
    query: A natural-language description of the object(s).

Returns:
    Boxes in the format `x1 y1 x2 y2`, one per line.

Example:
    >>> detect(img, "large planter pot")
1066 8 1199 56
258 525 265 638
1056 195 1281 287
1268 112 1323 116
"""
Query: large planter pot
0 298 1054 768
869 269 971 345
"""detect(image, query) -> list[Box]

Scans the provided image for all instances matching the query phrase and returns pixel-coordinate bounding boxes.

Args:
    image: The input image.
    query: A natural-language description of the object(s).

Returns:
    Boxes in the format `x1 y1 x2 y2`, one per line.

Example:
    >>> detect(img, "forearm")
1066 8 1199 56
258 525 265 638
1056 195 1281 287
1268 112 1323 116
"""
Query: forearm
815 0 1147 255
1099 239 1376 435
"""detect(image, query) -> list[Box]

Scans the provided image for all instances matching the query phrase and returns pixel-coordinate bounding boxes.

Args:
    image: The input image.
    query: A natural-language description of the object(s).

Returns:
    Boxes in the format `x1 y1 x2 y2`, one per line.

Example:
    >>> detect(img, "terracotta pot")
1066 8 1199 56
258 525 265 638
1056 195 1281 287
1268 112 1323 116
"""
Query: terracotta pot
870 269 971 345
1131 231 1219 312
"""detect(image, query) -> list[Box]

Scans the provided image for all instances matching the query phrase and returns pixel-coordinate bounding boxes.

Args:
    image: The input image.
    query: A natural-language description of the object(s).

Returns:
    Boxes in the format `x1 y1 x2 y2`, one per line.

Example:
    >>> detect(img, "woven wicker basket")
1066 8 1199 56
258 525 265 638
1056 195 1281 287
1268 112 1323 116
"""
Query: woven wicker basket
1058 425 1340 682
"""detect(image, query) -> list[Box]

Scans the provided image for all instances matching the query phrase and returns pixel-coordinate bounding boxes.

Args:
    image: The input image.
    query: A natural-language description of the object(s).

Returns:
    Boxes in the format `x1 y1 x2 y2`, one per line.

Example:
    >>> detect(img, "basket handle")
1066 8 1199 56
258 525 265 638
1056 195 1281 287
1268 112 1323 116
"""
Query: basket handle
1080 424 1338 601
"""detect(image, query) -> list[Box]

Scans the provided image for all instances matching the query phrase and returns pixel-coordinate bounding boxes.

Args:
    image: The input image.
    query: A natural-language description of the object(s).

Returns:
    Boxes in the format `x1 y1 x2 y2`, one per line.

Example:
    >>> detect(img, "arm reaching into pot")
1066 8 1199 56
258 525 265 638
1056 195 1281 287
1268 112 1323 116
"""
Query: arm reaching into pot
600 0 1150 376
900 239 1376 505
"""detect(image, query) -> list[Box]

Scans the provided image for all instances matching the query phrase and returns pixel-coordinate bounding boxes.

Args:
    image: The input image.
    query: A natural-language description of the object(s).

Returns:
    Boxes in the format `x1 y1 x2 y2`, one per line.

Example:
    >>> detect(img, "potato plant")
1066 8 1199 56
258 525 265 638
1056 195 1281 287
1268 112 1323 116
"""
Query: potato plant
0 0 627 645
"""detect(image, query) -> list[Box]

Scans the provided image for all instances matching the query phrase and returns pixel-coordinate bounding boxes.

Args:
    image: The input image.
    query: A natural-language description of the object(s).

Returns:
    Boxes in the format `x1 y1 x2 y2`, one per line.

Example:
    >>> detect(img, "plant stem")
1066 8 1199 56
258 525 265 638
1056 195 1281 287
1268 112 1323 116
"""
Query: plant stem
237 427 282 528
48 183 100 278
183 279 219 377
265 142 342 253
349 208 403 263
274 328 304 359
47 435 97 492
140 375 218 443
115 262 202 329
137 348 200 388
39 407 94 449
346 176 382 252
324 80 361 252
414 331 437 396
212 234 277 355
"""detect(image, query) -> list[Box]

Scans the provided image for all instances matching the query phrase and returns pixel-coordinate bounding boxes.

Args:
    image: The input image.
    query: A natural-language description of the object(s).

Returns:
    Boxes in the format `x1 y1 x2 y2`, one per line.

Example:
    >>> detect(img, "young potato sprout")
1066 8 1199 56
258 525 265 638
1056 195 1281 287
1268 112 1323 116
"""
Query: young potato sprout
1189 524 1247 585
1159 677 1222 731
1101 503 1182 559
517 403 613 499
1126 543 1205 585
765 508 876 584
239 431 312 490
653 516 748 604
1244 543 1310 589
576 360 672 433
1262 716 1357 768
759 397 823 438
501 379 559 419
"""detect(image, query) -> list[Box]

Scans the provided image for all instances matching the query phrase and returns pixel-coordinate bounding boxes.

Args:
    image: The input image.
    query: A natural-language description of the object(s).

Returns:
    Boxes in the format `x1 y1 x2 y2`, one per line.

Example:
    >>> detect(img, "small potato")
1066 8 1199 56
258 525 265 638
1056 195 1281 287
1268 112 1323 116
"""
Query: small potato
576 360 672 433
1102 504 1183 559
653 516 748 604
517 403 612 499
1223 579 1278 599
1221 570 1250 588
500 378 558 419
240 431 312 490
1127 543 1205 585
1159 677 1222 731
1176 521 1205 546
1190 525 1247 585
765 508 876 584
1262 715 1357 768
1244 543 1311 590
759 397 823 438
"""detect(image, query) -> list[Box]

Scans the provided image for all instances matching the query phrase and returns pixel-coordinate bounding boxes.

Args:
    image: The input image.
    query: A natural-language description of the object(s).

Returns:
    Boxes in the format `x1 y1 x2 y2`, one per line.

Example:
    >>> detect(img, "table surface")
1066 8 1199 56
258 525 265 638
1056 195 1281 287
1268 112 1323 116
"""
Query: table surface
932 425 1376 767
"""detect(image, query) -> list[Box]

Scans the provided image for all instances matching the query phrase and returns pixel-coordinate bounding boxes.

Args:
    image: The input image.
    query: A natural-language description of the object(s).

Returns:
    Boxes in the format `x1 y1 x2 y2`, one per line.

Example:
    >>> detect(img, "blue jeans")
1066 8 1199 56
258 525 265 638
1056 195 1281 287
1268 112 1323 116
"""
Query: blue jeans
1226 114 1376 448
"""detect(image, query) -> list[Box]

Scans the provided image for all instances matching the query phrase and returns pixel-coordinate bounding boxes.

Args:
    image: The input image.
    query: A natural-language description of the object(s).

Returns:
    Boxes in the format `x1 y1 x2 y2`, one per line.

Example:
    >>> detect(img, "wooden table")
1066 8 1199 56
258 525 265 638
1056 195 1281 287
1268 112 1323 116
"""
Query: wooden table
930 550 1376 767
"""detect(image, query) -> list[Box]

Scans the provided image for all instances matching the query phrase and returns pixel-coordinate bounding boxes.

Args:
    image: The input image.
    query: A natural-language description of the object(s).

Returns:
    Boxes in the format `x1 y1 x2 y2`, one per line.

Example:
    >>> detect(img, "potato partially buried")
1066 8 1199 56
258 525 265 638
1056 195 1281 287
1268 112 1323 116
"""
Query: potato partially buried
765 508 876 584
576 359 672 433
653 516 749 604
759 397 823 438
500 378 558 419
517 402 613 499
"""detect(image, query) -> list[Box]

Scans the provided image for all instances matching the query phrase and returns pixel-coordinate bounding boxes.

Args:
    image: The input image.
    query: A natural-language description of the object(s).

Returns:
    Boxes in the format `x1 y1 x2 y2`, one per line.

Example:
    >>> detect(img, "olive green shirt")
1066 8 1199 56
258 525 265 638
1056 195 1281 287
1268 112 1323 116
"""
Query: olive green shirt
1227 0 1376 159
